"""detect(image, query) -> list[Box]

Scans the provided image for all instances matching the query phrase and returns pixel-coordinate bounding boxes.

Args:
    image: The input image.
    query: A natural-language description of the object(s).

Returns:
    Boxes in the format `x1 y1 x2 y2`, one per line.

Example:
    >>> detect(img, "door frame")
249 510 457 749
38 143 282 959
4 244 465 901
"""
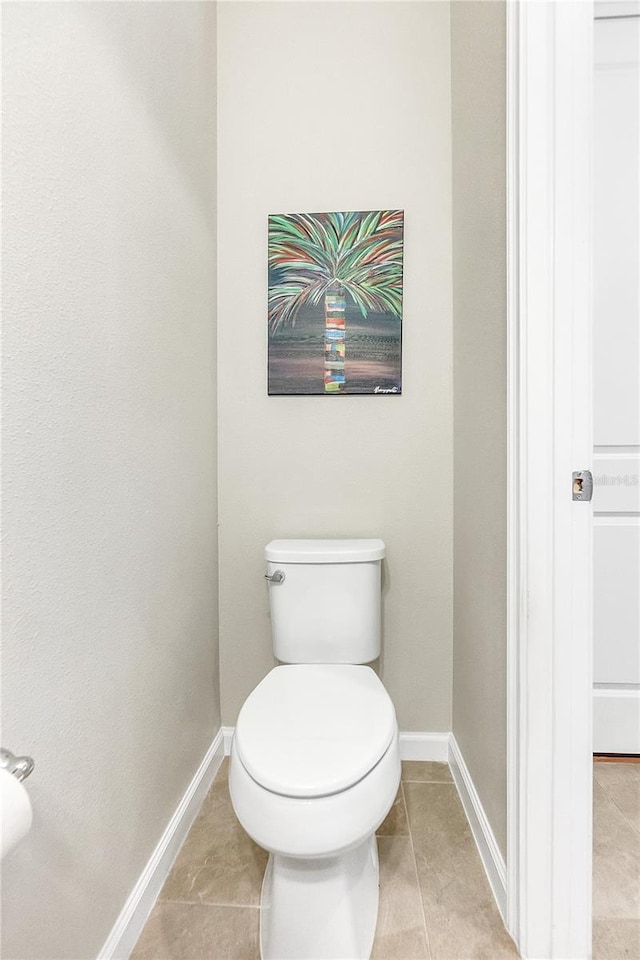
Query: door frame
506 2 594 958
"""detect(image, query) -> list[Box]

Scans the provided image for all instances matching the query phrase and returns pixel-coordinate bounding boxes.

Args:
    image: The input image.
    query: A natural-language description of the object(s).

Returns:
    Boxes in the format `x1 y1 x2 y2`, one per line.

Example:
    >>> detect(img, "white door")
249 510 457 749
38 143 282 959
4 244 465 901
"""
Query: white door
593 10 640 754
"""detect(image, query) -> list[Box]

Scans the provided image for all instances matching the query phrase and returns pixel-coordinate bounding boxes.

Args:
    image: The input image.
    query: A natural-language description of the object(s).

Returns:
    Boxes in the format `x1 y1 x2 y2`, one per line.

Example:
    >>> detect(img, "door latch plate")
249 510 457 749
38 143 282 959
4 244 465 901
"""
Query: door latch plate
572 470 593 502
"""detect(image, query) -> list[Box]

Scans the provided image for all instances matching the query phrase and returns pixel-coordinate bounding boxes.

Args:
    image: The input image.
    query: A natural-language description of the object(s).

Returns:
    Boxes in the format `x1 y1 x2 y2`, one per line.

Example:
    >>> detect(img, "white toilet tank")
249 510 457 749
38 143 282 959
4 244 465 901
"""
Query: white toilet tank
265 539 385 664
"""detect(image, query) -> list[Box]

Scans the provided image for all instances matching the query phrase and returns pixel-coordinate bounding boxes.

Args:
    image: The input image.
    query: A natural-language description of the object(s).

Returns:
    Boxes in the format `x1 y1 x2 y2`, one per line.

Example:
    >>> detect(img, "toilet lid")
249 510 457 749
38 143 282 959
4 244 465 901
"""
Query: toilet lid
234 664 397 799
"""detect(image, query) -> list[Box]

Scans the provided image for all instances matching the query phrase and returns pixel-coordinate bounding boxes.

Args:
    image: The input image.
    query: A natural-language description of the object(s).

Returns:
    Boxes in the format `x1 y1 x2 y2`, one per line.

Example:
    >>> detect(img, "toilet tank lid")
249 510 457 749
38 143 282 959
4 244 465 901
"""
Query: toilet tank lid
265 539 385 563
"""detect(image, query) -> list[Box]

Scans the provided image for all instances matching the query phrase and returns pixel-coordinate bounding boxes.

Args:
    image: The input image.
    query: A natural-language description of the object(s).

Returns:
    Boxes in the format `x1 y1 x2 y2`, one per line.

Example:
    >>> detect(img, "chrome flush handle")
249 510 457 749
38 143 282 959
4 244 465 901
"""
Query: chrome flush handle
264 570 286 584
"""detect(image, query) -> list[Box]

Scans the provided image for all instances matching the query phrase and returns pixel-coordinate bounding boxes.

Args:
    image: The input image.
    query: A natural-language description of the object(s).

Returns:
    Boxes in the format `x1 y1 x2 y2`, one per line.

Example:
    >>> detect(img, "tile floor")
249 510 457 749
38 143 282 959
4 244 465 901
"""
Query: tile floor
592 761 640 960
132 759 640 959
132 759 518 960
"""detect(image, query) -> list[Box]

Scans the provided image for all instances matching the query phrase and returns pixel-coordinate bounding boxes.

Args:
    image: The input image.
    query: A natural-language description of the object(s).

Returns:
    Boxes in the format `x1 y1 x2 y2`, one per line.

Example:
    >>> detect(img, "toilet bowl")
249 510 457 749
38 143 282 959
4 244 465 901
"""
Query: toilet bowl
230 663 400 959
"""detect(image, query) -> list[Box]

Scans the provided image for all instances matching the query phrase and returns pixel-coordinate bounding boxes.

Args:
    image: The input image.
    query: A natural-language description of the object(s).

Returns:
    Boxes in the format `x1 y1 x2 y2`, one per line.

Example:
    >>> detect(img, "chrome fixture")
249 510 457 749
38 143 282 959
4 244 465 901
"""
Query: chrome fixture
572 470 594 502
0 748 34 782
264 570 286 584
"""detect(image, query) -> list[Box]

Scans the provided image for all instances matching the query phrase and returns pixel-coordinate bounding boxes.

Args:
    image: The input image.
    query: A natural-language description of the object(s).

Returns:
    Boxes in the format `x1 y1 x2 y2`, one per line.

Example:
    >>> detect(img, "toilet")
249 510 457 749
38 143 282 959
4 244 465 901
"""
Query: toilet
229 538 400 960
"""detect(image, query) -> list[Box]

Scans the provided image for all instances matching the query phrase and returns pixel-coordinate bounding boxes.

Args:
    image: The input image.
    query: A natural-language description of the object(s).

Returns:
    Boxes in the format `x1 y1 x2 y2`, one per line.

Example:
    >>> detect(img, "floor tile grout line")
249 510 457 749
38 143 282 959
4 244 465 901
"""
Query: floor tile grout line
402 779 453 785
160 897 261 910
593 775 617 813
402 780 433 960
608 796 640 838
593 765 640 834
594 774 640 838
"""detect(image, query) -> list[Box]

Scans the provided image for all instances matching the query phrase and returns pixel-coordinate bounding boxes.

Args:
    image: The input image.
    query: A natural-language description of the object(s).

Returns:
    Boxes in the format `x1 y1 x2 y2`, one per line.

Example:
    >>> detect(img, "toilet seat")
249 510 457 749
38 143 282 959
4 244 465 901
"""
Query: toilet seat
230 726 401 859
234 664 396 799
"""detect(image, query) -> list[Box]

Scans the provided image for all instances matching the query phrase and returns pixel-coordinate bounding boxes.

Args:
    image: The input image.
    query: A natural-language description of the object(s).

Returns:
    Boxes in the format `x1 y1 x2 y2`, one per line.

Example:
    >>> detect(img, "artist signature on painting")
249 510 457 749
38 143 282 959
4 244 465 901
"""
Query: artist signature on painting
374 386 400 394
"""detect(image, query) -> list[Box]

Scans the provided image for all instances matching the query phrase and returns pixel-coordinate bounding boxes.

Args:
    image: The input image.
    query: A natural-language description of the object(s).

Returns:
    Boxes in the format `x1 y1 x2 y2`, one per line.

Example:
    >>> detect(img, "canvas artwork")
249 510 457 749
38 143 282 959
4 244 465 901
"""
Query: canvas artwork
268 210 404 395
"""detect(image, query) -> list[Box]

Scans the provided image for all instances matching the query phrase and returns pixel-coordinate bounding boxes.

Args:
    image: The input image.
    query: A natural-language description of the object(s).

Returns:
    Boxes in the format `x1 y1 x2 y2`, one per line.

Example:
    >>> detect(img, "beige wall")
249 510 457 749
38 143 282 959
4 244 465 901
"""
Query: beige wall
451 1 508 855
217 1 454 731
1 4 219 957
1 2 510 950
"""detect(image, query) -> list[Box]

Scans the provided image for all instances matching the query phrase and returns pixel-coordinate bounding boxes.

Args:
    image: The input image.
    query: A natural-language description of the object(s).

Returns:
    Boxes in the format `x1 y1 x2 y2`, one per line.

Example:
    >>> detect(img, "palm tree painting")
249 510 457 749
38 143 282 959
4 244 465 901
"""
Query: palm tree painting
268 210 404 395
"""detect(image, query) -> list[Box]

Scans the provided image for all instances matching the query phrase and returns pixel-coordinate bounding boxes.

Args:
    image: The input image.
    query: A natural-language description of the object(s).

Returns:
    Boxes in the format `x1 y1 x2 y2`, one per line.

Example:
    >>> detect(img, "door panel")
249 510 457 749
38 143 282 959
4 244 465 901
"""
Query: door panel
594 21 639 445
593 520 640 682
593 15 640 754
593 453 640 513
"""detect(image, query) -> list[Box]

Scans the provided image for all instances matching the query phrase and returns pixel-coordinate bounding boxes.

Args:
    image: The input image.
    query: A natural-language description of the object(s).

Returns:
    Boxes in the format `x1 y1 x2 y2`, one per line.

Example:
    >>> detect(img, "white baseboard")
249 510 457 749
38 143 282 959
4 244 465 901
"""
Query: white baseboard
448 734 507 921
97 728 225 960
593 685 640 754
222 726 450 762
222 725 235 756
399 731 450 761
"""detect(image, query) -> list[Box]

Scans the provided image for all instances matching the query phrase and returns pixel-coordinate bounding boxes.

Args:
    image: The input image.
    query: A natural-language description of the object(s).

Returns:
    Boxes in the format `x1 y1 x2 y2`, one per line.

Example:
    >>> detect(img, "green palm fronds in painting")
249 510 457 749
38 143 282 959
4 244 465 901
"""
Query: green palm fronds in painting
268 210 404 394
268 210 404 333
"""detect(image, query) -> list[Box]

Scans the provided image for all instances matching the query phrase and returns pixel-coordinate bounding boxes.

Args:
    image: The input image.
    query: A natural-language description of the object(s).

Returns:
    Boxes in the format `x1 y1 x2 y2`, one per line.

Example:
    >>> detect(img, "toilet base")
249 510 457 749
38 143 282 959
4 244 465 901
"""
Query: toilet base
260 834 380 960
